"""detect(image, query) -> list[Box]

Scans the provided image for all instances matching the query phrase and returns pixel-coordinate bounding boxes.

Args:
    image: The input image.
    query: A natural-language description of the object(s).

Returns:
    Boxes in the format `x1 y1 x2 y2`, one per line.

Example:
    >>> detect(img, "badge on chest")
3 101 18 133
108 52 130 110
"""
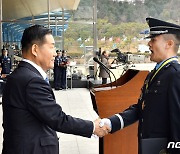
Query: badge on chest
142 101 145 110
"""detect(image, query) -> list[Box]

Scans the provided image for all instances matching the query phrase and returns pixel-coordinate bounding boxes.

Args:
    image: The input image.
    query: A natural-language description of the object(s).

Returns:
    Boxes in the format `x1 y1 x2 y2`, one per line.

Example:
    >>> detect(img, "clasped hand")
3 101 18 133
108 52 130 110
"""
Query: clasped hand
93 118 111 137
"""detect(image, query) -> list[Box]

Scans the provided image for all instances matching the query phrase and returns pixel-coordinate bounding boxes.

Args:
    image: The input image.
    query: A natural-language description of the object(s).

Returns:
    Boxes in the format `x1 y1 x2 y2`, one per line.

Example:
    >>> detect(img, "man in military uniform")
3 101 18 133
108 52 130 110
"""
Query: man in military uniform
60 50 69 90
0 48 12 78
53 50 62 90
101 17 180 154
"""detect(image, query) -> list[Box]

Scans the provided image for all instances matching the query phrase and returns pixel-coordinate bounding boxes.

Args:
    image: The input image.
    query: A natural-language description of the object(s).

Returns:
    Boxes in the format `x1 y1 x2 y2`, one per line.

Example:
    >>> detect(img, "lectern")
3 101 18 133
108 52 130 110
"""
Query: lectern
90 69 149 154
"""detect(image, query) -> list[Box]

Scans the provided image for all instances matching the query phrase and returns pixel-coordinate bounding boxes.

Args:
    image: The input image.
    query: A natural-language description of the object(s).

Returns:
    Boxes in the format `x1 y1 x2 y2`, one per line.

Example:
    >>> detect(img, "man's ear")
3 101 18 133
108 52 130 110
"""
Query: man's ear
166 40 174 49
31 44 38 57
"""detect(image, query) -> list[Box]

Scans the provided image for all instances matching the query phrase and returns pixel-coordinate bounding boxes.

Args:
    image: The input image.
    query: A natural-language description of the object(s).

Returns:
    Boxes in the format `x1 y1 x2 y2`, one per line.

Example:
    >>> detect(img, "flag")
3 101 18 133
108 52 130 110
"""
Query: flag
101 37 106 42
116 37 120 43
80 44 84 48
77 37 82 41
109 37 113 42
112 43 117 49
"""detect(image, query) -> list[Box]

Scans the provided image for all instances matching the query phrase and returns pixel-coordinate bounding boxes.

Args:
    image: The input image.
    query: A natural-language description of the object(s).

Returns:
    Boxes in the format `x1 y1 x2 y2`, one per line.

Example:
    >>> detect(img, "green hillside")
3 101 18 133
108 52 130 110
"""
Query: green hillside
64 0 180 54
79 0 180 24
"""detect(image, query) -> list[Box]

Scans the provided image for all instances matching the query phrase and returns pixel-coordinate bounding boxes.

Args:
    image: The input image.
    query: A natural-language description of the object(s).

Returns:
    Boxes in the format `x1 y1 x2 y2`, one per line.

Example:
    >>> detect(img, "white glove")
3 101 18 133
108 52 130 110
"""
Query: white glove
100 118 112 130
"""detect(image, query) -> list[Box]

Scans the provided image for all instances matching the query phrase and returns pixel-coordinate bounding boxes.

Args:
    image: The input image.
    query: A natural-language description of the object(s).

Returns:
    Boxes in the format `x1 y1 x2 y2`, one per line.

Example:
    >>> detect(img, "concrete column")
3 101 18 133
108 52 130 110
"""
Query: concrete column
62 9 64 50
0 0 3 49
47 0 50 28
93 0 98 78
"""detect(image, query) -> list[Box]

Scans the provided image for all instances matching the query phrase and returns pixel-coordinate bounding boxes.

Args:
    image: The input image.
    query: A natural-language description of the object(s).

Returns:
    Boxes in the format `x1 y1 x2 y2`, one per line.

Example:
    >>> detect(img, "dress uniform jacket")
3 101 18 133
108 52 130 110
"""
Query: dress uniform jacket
2 61 93 154
60 56 68 68
0 56 12 74
109 59 180 154
60 56 68 89
54 56 61 69
54 56 62 89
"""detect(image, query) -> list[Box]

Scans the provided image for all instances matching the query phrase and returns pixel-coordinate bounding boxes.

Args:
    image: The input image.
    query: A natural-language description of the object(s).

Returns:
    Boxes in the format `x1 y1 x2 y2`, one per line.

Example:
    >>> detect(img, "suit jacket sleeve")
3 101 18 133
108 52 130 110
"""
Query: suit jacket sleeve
108 73 151 133
25 77 93 138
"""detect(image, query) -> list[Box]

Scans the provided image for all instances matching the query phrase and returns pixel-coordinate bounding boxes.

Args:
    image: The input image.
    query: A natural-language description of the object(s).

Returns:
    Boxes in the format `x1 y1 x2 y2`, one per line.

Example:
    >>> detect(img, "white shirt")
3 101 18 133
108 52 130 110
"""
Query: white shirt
22 59 47 80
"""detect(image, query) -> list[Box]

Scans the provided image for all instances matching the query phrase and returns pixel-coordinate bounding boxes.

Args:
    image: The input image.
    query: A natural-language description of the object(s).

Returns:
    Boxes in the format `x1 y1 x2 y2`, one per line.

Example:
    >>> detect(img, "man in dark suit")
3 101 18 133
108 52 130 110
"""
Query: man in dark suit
2 25 110 154
101 17 180 154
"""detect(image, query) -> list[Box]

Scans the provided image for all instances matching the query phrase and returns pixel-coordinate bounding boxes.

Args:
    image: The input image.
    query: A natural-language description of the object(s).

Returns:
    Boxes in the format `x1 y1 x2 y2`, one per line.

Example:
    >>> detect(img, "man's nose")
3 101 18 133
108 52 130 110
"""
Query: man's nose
148 40 151 47
54 50 57 57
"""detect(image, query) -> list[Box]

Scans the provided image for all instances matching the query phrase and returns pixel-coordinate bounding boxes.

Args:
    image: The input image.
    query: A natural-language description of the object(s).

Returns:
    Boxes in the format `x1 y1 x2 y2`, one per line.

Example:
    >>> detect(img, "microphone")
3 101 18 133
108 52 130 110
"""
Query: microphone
93 57 118 87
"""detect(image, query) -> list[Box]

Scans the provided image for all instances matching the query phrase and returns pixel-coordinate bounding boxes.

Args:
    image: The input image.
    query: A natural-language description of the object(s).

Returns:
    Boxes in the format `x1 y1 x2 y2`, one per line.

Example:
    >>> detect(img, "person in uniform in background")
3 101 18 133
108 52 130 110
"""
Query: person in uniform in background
101 17 180 154
54 50 62 90
60 50 69 89
0 48 12 78
99 50 111 84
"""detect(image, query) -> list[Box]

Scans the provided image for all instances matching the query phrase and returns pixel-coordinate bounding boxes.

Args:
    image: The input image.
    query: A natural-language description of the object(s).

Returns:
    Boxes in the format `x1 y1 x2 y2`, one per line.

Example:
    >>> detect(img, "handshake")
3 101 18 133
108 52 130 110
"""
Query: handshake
93 118 111 138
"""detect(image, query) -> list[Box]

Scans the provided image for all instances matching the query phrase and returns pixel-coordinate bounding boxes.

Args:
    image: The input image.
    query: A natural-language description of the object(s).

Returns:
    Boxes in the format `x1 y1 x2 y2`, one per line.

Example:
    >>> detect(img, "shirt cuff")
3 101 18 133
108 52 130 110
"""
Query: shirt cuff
93 121 95 133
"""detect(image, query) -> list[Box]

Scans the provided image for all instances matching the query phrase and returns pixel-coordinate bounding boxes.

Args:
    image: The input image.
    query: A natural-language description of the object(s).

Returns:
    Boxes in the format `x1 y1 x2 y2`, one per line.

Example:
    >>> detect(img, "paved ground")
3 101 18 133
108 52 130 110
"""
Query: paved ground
0 88 99 154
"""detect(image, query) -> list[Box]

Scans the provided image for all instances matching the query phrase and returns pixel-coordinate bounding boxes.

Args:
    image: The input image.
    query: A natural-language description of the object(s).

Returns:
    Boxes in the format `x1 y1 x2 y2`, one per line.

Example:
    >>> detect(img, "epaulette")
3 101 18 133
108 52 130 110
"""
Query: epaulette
168 61 180 72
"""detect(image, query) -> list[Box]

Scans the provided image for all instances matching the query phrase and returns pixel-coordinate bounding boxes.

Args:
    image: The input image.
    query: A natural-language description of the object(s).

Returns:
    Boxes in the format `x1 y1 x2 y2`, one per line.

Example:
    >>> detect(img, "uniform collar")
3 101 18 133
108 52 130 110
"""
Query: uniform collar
155 56 178 70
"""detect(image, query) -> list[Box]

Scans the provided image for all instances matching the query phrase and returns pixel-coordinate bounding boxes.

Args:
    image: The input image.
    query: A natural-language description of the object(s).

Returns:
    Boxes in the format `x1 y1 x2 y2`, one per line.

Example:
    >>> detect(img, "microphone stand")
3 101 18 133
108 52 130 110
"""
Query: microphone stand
99 64 113 88
104 65 118 88
94 57 118 88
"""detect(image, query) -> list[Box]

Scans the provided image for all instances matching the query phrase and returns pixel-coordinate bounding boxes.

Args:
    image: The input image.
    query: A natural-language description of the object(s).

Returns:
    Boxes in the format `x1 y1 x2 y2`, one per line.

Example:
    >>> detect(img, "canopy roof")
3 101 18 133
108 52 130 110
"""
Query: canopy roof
2 0 80 20
2 0 81 43
3 12 70 42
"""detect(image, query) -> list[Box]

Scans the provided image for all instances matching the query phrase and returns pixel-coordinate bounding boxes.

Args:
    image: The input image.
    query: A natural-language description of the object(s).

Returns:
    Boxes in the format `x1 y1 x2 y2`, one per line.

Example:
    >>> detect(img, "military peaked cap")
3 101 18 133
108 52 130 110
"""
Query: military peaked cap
62 50 67 53
145 17 180 38
56 50 61 53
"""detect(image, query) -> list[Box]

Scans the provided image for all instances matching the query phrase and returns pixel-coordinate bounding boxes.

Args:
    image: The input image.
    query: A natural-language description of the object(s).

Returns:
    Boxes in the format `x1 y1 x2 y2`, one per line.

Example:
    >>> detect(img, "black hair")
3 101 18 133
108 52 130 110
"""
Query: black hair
56 50 61 53
163 34 180 52
21 25 52 52
2 48 8 52
175 34 180 44
175 34 180 51
102 50 106 55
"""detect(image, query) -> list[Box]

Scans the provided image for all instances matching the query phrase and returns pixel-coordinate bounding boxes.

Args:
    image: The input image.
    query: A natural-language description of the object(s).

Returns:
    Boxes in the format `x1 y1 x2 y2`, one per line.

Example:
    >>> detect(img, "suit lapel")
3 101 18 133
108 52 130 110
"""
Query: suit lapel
18 61 56 102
